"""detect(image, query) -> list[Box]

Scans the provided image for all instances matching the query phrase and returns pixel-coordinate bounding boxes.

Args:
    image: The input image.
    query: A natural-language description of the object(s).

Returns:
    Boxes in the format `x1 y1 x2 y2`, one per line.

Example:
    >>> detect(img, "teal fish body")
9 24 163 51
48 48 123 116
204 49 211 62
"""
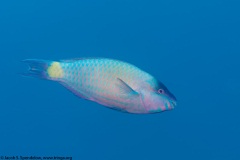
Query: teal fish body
23 58 176 114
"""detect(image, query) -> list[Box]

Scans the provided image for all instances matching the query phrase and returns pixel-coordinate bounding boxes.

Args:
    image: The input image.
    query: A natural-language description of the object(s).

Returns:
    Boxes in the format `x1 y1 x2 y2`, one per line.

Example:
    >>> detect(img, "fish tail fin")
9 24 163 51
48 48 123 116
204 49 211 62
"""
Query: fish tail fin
22 59 64 81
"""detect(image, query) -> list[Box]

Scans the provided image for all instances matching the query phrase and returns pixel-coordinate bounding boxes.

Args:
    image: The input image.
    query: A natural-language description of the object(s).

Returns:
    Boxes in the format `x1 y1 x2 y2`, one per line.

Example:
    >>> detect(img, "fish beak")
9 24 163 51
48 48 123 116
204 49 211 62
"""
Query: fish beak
170 100 177 109
169 93 177 108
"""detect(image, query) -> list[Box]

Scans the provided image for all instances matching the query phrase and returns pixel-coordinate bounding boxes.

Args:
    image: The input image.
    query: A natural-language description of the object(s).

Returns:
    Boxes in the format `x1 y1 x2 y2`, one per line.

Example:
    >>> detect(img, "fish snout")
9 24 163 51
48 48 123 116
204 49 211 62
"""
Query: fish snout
170 100 177 109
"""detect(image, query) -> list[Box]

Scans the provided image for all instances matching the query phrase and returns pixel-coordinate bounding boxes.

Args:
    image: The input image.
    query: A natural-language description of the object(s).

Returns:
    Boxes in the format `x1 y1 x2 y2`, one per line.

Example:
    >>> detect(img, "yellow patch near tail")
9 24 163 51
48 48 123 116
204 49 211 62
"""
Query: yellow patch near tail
47 62 64 78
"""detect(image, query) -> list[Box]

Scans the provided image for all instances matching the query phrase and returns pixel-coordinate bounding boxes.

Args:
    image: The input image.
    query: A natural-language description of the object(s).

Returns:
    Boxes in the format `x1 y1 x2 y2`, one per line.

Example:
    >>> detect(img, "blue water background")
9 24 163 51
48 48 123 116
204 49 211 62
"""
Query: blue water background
0 0 240 159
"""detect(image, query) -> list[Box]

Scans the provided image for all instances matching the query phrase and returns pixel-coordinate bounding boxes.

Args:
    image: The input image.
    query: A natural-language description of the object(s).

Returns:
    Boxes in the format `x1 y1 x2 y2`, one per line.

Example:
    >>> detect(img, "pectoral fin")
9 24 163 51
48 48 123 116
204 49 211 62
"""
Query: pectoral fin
116 78 139 97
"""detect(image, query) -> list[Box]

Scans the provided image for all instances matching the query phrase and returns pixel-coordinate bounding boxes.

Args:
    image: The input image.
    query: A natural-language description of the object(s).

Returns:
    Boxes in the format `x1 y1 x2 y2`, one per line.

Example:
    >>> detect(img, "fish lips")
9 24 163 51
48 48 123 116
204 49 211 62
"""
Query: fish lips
168 93 177 109
170 100 177 109
164 96 177 110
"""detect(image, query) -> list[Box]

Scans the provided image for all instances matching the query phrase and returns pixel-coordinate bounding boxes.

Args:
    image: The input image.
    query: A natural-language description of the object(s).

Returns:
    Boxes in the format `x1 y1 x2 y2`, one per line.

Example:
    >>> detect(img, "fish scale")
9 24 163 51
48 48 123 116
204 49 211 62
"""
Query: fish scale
22 58 176 114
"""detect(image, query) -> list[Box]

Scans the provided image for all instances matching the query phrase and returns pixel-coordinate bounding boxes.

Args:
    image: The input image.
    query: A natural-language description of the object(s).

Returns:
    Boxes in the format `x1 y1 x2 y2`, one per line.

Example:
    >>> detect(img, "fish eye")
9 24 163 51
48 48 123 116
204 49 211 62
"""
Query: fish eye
157 89 164 94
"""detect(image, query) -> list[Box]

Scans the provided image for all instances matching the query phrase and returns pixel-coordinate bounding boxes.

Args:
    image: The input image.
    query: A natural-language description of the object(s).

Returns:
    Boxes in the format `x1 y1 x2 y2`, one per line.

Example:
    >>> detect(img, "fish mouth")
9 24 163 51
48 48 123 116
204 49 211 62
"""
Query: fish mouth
170 100 177 109
169 93 177 108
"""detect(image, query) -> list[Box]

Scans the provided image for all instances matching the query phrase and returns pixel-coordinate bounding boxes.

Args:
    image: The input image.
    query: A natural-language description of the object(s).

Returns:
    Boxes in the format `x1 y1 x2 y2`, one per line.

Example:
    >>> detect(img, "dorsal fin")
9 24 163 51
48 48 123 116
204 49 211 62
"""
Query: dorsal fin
60 57 105 63
60 58 85 63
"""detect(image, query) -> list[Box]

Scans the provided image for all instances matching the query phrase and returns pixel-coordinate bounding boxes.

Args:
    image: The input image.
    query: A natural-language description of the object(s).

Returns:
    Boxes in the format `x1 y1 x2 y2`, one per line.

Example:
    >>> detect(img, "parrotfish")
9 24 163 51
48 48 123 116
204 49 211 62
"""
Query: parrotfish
22 58 176 114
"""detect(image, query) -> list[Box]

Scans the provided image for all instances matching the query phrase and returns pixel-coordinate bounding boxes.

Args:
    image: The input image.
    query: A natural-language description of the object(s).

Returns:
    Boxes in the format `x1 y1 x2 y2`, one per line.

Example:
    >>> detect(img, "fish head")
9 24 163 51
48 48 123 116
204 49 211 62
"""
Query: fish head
142 80 177 113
